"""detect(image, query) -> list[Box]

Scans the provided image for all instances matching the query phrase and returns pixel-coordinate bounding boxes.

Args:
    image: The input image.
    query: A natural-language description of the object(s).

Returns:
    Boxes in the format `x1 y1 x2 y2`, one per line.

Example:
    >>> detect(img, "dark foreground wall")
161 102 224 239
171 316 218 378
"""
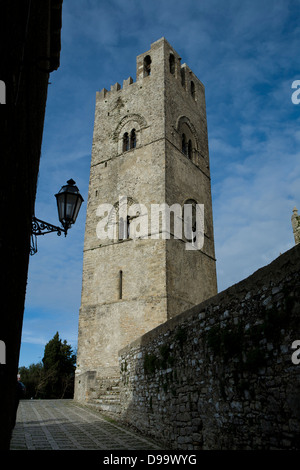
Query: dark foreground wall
0 0 62 449
118 243 300 450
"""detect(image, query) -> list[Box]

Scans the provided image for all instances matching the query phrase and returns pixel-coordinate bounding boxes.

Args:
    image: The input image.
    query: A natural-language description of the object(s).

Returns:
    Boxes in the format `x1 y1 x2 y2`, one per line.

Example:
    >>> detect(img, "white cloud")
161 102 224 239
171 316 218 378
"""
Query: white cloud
212 115 300 291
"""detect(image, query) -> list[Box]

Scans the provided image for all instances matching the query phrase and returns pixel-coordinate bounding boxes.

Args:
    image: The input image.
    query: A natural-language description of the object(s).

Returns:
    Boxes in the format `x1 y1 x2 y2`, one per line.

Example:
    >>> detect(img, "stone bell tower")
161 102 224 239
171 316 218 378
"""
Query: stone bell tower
74 38 217 405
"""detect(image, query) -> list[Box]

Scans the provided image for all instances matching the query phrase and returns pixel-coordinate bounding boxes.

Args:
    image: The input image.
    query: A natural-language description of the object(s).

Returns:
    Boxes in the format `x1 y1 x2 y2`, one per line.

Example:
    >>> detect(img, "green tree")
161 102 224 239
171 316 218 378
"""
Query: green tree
42 332 76 398
18 362 44 399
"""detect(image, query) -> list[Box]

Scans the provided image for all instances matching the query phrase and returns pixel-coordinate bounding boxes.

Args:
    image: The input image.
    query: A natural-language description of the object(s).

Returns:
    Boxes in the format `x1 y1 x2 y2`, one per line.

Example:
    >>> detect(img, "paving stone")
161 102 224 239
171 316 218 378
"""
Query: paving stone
10 399 161 450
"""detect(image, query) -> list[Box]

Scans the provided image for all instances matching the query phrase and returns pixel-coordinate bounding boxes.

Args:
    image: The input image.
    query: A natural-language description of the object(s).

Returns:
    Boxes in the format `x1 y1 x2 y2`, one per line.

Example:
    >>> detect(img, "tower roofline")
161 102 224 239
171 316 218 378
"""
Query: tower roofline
150 36 173 50
96 38 204 102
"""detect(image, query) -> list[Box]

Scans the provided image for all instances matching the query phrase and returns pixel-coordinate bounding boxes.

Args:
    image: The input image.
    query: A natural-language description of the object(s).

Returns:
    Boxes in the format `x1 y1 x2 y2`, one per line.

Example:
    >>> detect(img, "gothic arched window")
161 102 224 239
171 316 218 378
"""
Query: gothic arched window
177 116 198 162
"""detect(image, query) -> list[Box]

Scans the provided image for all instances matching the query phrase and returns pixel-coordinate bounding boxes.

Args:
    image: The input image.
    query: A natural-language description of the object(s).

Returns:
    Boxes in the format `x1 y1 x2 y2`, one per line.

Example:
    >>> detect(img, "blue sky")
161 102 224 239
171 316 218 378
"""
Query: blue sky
19 0 300 367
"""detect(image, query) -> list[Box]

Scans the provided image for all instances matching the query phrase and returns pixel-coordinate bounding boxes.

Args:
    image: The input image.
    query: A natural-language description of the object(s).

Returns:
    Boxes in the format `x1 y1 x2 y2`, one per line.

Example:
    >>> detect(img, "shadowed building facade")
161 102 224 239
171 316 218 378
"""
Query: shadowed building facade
0 0 63 449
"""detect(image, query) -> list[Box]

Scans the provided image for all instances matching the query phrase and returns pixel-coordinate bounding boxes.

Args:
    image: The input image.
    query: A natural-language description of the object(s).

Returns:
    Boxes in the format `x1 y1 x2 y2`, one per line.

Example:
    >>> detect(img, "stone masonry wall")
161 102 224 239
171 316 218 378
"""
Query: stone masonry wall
118 244 300 450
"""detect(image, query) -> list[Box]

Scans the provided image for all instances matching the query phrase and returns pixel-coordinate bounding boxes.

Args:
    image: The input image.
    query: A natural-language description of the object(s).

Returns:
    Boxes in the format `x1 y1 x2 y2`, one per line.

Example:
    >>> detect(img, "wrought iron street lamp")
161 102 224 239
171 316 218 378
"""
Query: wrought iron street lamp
31 179 84 255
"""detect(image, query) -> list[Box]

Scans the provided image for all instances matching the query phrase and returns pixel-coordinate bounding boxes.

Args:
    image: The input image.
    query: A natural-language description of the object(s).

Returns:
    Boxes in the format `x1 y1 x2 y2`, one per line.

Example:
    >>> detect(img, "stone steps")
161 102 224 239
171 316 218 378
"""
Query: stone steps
86 376 121 415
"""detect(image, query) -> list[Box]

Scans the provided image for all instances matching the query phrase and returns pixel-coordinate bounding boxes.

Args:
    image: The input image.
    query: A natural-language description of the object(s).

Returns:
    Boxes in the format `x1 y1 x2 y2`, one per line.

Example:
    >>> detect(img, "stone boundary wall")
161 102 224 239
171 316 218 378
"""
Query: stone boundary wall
118 244 300 450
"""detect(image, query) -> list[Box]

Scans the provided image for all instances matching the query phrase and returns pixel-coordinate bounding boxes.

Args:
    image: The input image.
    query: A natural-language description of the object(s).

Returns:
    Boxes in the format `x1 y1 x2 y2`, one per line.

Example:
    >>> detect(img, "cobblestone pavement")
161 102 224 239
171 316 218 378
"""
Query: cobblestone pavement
10 400 162 451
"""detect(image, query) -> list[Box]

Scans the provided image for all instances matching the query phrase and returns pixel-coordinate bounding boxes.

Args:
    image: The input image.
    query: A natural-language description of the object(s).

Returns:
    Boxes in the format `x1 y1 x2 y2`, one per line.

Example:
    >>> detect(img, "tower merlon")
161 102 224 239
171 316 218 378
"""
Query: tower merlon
96 78 134 102
97 88 108 100
111 82 121 92
123 77 134 88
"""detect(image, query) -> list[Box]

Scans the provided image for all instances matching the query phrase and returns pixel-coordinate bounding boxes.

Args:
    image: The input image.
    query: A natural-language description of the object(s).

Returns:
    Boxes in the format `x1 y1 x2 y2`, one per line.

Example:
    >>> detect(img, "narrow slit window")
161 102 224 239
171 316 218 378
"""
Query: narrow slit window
119 270 123 299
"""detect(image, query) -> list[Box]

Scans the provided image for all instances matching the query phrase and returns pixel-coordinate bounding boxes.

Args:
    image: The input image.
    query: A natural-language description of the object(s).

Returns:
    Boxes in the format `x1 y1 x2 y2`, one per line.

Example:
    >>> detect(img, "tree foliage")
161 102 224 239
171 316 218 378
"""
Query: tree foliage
19 332 76 399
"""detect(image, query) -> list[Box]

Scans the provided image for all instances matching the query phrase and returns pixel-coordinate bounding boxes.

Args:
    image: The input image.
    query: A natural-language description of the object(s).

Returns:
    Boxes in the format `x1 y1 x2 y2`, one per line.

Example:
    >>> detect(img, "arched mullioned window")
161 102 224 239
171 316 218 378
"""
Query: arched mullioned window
177 116 198 164
144 55 151 76
169 53 175 74
122 129 138 153
130 129 136 149
191 81 196 100
123 132 129 152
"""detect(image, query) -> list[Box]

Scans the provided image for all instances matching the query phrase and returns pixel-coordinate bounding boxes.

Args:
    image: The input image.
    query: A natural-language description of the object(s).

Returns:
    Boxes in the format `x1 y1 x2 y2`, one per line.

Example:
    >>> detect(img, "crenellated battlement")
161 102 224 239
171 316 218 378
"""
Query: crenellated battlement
97 76 135 101
96 37 204 103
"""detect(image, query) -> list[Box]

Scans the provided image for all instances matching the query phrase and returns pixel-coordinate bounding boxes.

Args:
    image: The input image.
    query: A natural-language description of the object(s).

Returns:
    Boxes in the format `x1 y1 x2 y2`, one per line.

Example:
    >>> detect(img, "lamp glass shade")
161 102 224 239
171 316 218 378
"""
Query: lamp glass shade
55 179 83 231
